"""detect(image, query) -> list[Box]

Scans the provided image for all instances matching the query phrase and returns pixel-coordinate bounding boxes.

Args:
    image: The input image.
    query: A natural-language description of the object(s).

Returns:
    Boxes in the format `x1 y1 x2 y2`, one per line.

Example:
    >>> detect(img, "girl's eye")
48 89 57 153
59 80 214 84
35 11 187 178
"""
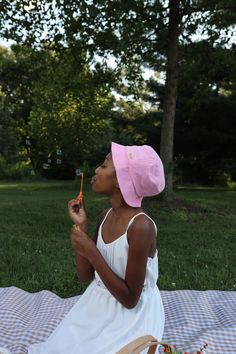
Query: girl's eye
96 162 105 169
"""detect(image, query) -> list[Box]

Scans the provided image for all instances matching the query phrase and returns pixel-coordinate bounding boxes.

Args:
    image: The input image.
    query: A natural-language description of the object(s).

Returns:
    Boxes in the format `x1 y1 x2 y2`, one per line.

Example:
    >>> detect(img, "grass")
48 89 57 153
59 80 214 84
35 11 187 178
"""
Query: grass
0 180 235 298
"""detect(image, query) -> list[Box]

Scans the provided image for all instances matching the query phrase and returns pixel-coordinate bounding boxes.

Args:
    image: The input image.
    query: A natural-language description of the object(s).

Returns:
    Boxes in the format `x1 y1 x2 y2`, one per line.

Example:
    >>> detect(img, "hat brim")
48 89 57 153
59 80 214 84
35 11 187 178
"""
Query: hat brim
111 142 142 207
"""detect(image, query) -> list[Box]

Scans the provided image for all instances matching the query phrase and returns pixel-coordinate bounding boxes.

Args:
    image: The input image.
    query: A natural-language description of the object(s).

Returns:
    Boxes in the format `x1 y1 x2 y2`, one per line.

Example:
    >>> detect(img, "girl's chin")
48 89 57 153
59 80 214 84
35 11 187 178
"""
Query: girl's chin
91 185 106 195
91 184 99 193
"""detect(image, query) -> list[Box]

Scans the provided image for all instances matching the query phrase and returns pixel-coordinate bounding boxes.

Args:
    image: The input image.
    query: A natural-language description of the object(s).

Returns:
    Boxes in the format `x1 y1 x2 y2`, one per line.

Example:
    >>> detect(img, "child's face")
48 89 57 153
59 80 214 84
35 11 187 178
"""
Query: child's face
91 153 118 195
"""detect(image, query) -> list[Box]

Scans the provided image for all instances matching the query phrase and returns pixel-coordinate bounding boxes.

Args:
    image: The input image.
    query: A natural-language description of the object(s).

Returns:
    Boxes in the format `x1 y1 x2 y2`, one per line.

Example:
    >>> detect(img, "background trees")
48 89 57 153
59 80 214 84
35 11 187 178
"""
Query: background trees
0 45 115 178
0 0 235 187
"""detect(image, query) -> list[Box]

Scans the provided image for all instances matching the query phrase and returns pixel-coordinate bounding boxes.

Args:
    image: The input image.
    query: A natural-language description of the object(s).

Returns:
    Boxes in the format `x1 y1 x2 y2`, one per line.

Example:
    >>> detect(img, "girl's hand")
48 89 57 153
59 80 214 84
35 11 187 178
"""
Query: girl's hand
71 225 96 259
68 198 88 232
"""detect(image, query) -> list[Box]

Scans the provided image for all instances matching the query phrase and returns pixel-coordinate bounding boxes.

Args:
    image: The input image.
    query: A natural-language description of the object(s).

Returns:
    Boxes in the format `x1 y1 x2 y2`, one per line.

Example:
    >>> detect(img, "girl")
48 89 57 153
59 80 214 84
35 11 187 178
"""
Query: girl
28 142 165 354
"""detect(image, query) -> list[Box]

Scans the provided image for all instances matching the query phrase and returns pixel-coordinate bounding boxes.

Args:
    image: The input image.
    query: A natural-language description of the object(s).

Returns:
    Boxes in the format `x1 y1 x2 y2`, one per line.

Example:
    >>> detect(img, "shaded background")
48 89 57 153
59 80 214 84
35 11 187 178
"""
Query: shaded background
0 0 235 189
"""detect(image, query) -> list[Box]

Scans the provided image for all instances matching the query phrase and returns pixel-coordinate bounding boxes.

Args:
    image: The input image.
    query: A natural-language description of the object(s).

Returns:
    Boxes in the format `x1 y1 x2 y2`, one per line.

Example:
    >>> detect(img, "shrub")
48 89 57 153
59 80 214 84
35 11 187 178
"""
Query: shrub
0 154 36 180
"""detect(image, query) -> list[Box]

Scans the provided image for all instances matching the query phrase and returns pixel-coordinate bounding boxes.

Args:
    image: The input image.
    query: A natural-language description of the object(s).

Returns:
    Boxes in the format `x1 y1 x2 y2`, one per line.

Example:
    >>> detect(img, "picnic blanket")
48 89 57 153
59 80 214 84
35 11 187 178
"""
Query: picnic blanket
0 287 235 354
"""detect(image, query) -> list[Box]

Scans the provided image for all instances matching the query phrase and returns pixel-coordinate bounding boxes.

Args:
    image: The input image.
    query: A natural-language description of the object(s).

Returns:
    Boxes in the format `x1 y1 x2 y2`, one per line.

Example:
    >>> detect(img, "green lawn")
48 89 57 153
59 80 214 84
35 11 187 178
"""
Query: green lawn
0 181 235 298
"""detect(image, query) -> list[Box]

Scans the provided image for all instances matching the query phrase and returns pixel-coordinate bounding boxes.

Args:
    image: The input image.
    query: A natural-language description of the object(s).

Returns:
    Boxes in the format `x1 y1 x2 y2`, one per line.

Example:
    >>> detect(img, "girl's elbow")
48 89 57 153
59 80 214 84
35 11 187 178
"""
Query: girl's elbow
77 272 94 284
78 276 92 284
125 302 136 309
123 295 140 309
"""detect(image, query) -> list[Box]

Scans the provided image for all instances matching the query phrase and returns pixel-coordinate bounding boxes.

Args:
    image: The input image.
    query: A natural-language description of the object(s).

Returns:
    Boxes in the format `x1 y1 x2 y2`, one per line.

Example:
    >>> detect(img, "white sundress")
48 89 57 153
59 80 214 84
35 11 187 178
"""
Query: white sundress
28 209 165 354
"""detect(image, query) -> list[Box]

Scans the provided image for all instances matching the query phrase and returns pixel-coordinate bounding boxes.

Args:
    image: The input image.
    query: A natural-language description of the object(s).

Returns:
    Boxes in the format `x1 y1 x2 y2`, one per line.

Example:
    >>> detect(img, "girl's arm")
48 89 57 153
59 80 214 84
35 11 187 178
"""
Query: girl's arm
72 209 110 283
72 215 155 308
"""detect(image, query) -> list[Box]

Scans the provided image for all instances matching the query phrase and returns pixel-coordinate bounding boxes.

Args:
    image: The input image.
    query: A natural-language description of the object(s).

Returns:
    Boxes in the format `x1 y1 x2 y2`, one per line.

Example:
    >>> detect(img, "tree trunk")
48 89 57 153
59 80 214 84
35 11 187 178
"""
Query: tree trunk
160 0 181 196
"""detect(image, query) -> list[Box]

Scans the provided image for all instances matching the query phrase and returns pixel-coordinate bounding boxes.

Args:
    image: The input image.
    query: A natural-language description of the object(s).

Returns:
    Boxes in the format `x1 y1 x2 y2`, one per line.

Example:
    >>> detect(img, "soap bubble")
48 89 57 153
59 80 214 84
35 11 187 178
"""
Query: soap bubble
75 168 82 176
56 149 62 155
43 163 50 170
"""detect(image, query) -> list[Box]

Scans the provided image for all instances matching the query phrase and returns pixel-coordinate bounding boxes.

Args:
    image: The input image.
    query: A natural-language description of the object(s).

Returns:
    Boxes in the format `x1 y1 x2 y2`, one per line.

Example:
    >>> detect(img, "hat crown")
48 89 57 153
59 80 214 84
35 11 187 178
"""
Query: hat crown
111 142 165 207
127 145 165 198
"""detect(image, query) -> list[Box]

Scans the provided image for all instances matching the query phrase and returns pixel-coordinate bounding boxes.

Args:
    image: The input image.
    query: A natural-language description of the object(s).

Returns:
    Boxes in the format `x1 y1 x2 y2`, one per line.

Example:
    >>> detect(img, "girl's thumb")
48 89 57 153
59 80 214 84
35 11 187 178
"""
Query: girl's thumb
80 196 85 209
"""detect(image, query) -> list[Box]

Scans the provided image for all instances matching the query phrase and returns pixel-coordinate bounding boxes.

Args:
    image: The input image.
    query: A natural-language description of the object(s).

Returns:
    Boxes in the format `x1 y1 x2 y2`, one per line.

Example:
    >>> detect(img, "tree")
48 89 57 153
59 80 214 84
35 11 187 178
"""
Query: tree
0 44 45 169
141 39 236 185
0 89 20 164
1 0 235 190
28 48 115 177
0 44 115 177
174 41 236 186
160 0 180 193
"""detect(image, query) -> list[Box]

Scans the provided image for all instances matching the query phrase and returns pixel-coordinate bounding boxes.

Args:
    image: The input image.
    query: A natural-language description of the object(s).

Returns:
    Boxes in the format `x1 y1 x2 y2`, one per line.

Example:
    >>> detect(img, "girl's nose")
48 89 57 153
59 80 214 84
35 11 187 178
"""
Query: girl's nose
95 166 99 174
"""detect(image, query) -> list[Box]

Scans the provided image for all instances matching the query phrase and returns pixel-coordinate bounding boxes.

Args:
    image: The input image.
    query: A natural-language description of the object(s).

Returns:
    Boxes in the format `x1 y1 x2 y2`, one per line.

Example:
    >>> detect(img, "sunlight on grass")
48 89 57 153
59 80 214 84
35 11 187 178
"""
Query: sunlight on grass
0 183 20 189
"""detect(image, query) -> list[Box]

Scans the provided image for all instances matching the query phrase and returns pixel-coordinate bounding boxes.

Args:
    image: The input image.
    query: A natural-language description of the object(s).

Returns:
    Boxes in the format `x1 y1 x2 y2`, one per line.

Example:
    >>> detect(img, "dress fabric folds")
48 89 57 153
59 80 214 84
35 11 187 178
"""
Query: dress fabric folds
28 209 165 354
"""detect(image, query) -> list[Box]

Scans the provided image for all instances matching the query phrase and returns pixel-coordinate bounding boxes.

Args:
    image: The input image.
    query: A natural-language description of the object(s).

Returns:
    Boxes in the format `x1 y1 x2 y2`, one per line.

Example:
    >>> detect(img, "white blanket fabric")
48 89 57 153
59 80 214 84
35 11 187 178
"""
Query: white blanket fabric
0 287 235 353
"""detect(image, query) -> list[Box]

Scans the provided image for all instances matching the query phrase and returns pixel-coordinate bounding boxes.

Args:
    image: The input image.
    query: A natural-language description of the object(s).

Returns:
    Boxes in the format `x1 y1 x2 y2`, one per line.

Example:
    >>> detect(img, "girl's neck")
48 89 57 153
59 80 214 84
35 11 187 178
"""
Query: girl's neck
109 195 141 218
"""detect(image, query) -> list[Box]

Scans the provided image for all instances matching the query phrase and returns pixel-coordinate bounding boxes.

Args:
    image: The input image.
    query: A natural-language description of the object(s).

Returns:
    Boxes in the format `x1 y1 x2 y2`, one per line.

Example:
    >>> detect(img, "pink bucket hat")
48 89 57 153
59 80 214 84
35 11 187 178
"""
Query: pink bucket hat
111 142 165 207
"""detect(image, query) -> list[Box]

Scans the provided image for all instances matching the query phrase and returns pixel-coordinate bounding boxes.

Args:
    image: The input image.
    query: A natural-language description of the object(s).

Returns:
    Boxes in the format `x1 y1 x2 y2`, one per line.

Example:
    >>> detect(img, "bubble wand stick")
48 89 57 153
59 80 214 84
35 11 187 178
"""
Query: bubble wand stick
72 172 84 228
76 172 84 207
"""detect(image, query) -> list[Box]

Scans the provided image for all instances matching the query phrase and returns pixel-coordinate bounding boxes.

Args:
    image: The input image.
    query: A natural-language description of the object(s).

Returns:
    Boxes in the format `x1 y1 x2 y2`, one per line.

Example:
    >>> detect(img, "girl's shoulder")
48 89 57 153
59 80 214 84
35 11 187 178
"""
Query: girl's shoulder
126 212 157 257
128 211 157 233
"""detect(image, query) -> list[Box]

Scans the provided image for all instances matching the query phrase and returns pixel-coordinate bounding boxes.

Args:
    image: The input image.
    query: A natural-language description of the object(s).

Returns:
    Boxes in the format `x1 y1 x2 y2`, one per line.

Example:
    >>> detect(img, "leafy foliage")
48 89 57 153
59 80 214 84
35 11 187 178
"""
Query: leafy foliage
0 1 235 185
0 45 115 178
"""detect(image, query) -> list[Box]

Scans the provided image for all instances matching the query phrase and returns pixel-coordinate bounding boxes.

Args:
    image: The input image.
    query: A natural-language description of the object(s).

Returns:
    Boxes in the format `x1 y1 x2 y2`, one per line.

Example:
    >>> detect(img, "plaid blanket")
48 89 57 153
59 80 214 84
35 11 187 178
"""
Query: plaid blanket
0 287 235 354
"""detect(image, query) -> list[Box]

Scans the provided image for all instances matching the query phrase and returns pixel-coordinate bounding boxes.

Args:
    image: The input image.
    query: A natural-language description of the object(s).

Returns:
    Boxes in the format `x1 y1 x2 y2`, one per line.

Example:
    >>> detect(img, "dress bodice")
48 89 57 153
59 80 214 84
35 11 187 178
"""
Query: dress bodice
95 209 159 291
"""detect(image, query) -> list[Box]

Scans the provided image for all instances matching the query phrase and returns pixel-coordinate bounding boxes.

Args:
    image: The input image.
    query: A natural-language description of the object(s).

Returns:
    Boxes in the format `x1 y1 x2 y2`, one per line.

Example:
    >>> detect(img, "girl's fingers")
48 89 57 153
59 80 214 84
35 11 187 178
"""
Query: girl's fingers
68 197 85 210
68 198 81 204
72 224 81 232
71 225 86 239
80 197 85 209
68 200 81 209
68 200 77 207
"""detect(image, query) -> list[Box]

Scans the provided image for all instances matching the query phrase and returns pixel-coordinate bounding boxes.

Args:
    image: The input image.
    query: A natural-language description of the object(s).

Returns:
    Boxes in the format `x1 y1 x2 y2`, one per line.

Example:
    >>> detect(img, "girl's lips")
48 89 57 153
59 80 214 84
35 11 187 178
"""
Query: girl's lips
91 176 96 184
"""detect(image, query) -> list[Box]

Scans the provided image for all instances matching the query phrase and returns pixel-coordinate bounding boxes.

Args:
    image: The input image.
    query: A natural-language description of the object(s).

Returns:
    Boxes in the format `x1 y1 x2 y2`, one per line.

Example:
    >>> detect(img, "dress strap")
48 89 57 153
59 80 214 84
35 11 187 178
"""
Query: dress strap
97 208 112 243
126 213 157 235
100 209 157 235
100 208 112 227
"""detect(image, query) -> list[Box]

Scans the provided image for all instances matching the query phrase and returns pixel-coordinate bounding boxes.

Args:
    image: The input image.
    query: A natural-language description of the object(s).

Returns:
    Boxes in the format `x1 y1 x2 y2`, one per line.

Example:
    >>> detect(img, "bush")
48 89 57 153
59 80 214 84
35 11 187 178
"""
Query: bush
0 154 36 180
174 154 236 188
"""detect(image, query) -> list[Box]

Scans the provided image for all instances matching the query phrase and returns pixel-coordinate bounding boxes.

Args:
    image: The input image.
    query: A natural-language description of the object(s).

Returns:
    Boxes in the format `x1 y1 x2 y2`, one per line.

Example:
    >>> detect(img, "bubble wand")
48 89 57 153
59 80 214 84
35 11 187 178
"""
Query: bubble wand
76 171 84 207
